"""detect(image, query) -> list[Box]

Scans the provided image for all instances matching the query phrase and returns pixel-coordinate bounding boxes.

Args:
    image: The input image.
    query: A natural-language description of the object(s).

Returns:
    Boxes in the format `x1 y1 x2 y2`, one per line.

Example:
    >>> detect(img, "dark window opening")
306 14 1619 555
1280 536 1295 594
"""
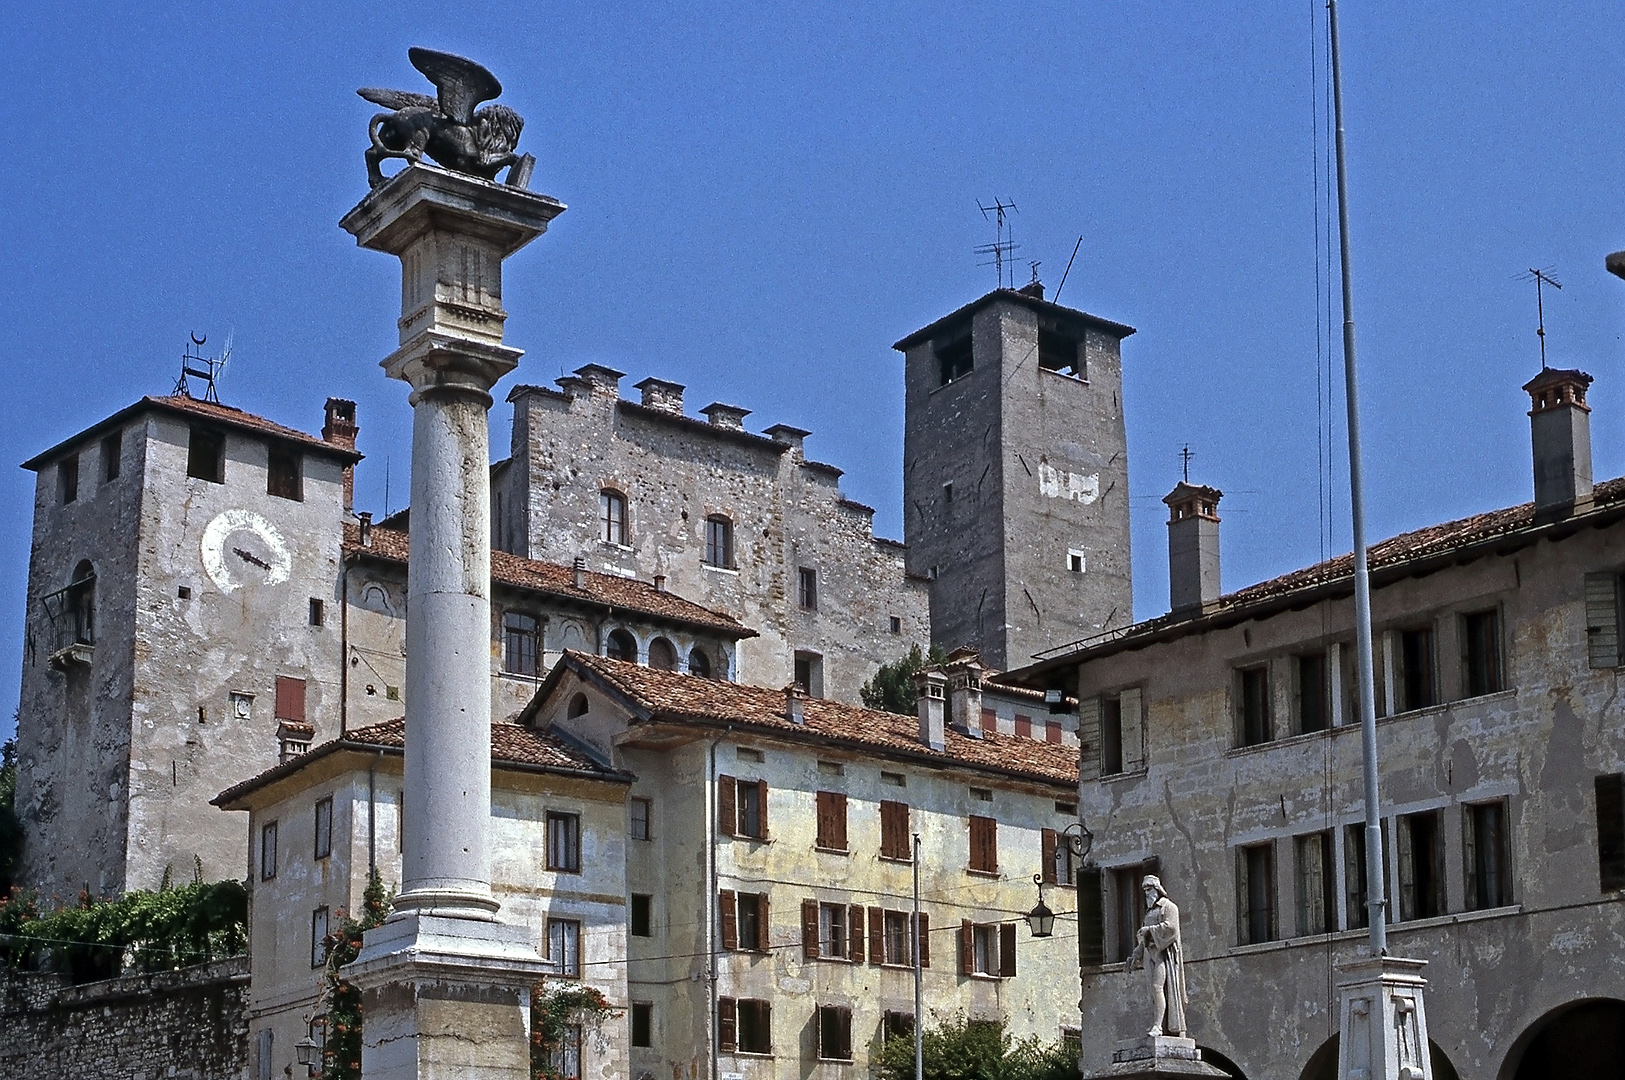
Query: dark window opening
313 796 333 860
1397 809 1445 920
797 567 818 610
687 647 713 679
883 1011 915 1042
631 1002 652 1048
1343 822 1392 931
308 598 324 627
1101 695 1124 775
935 336 974 385
101 432 121 483
735 892 767 952
630 893 652 937
1038 329 1082 377
1464 801 1512 910
1236 842 1276 944
1295 831 1335 936
647 637 678 671
310 907 329 968
1399 628 1437 711
568 692 590 719
600 489 627 545
732 998 772 1055
267 445 302 501
889 616 902 635
1297 653 1329 733
1110 864 1150 963
503 611 539 676
260 821 278 881
187 427 225 483
1238 665 1272 746
1584 571 1624 668
736 779 765 839
817 1005 853 1061
605 628 637 662
1461 610 1504 697
66 561 96 646
1595 774 1625 892
704 515 734 568
629 796 652 840
793 651 823 698
547 812 581 873
59 454 79 504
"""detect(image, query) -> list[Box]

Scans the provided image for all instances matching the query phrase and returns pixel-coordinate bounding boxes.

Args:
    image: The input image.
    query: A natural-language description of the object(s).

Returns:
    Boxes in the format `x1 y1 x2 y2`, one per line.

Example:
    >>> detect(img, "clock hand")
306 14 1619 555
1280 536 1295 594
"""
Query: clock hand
233 546 270 570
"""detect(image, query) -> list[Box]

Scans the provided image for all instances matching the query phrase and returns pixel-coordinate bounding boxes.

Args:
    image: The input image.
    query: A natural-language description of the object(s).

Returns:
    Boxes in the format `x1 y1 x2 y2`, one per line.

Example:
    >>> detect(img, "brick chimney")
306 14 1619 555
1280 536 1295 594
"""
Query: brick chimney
784 683 806 724
1164 481 1222 612
944 650 984 737
323 398 358 512
573 556 587 589
913 668 947 752
701 403 751 431
1523 368 1594 521
634 377 685 415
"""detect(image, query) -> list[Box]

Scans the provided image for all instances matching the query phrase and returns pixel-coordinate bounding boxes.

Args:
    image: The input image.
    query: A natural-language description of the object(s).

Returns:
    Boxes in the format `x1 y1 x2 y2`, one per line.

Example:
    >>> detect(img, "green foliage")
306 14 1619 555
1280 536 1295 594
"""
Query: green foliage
860 644 949 715
320 868 393 1080
872 1016 1078 1080
0 868 247 982
0 737 22 894
531 981 616 1080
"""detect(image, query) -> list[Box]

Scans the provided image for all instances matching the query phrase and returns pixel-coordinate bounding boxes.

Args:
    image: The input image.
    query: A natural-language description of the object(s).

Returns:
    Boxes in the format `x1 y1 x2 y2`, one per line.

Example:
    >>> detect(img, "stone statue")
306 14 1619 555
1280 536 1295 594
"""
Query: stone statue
358 48 535 189
1127 874 1187 1037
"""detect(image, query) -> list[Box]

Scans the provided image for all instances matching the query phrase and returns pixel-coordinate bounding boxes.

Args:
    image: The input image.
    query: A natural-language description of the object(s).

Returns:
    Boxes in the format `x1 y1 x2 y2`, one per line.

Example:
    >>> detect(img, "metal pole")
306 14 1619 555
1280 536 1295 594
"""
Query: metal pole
913 832 923 1080
1328 0 1388 956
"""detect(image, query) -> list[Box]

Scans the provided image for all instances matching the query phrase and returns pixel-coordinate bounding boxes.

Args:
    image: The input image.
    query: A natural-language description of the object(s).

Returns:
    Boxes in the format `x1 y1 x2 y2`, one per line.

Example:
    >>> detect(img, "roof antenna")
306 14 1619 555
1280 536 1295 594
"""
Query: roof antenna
975 199 1020 289
1051 235 1083 305
1179 444 1195 483
173 332 231 403
1521 267 1562 370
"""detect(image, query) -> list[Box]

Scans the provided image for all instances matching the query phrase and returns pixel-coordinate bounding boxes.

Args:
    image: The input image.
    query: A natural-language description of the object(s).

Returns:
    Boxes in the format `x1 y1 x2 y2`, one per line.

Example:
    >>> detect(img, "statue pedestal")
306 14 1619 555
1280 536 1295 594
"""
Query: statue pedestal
1336 953 1433 1080
1083 1036 1230 1079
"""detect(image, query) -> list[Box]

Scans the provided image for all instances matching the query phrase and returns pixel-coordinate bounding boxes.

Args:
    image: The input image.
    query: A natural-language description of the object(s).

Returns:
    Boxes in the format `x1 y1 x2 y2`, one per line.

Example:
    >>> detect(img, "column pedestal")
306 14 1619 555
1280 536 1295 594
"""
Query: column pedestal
1083 1036 1230 1079
1336 953 1433 1080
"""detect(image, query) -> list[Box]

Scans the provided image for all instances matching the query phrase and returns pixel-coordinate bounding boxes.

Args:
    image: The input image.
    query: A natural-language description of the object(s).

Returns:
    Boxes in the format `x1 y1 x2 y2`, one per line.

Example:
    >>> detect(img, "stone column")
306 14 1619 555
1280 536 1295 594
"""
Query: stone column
338 163 565 1080
1336 953 1433 1080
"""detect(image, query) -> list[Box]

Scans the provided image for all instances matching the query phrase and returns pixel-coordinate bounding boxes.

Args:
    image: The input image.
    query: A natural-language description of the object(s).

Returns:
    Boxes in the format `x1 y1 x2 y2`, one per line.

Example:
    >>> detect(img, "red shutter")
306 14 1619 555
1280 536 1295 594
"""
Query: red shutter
758 780 769 839
718 775 736 837
1041 828 1058 885
849 905 865 963
832 792 847 852
816 791 834 849
868 906 884 965
980 707 997 734
1046 720 1062 744
275 676 306 722
999 922 1017 977
720 889 737 951
970 816 998 873
917 913 930 968
1015 713 1032 738
802 899 819 959
718 997 736 1051
757 893 770 952
958 920 974 975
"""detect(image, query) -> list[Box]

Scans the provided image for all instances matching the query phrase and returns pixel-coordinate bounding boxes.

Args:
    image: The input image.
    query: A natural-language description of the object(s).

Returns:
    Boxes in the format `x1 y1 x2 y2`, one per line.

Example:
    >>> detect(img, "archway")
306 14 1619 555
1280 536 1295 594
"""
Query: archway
605 628 637 661
1503 999 1625 1080
1298 1034 1459 1080
647 637 678 671
1197 1045 1246 1078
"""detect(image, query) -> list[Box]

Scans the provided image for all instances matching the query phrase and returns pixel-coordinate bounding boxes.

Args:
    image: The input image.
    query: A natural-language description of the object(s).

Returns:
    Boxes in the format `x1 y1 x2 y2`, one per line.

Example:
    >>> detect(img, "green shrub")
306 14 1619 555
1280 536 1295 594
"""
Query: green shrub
860 645 949 715
872 1016 1078 1080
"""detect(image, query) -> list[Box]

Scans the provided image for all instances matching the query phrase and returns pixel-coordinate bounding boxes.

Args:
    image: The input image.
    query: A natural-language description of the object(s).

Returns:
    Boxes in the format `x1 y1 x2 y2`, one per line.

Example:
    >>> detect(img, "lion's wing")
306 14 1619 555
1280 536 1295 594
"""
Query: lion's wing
358 87 437 111
409 47 502 124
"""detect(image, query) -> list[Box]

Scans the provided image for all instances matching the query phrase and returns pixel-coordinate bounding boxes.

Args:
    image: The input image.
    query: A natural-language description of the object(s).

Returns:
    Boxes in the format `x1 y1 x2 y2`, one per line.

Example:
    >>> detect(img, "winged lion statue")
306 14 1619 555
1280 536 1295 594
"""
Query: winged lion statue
359 48 535 189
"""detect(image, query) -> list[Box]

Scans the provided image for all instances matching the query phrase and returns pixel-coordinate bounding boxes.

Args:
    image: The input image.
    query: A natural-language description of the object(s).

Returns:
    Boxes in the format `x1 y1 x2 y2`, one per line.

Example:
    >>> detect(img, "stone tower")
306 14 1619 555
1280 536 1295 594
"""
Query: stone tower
895 284 1135 670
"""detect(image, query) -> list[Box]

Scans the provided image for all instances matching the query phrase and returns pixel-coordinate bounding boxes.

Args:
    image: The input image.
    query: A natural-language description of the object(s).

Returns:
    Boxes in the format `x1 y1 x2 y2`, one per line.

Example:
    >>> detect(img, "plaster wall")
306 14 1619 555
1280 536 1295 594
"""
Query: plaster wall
1067 518 1625 1080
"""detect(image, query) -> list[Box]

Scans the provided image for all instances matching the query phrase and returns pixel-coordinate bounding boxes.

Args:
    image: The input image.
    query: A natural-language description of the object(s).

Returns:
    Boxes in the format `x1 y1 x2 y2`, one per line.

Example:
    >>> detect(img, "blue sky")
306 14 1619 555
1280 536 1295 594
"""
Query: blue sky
2 2 1624 741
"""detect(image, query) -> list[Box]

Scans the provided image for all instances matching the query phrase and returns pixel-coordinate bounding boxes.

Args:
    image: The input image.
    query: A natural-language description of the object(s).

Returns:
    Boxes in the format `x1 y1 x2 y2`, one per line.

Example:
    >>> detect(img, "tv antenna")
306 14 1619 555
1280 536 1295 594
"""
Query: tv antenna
1179 444 1195 483
1521 267 1562 370
174 332 232 403
975 199 1020 289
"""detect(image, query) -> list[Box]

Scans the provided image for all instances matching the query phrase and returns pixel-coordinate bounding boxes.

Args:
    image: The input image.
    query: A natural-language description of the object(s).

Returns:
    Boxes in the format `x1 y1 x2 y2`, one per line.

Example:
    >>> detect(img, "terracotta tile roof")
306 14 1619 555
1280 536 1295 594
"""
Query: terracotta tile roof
213 719 624 807
343 523 755 638
24 394 362 470
553 652 1079 787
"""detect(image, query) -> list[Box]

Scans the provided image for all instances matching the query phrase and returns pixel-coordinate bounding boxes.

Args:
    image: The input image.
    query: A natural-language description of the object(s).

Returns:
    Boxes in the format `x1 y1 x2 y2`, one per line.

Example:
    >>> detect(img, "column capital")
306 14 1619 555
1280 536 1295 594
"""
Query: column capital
382 331 524 403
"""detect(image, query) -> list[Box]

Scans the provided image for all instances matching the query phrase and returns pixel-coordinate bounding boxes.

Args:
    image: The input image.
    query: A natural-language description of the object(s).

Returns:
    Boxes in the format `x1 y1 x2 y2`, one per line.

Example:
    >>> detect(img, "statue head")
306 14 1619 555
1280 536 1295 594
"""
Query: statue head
1141 874 1166 907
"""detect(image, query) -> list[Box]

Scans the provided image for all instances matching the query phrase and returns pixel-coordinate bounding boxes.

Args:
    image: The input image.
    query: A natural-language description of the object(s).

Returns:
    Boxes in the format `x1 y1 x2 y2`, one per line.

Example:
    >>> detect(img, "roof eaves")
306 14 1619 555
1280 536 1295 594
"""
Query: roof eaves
892 289 1137 352
616 400 789 453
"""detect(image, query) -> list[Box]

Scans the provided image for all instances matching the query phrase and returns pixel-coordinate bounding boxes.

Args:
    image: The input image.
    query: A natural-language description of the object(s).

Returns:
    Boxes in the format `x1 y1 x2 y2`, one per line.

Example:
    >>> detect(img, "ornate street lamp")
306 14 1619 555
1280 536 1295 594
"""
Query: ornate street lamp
1026 821 1094 937
295 1017 324 1077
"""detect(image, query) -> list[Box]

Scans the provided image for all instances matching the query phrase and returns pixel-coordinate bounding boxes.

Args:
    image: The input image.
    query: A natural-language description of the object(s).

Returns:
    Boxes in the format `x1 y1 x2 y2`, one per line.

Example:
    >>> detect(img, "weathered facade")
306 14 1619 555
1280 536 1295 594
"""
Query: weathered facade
1003 370 1625 1079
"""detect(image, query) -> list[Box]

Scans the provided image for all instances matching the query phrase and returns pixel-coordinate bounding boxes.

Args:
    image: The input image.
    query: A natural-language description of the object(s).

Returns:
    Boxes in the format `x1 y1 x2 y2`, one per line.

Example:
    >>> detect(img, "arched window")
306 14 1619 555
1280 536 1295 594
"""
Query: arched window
704 515 733 568
567 693 590 719
605 628 637 662
67 560 95 646
687 647 713 680
648 638 678 672
600 489 628 546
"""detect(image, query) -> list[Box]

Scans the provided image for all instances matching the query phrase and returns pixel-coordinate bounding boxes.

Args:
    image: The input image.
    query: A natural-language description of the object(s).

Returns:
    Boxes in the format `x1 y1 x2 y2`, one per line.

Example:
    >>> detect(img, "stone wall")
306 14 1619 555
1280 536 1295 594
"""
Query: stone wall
0 958 250 1080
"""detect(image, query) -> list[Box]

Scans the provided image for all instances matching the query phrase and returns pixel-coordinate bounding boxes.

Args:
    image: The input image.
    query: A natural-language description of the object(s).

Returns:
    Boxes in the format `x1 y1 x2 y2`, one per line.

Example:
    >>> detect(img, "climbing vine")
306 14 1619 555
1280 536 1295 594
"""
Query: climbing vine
531 980 616 1080
319 868 392 1080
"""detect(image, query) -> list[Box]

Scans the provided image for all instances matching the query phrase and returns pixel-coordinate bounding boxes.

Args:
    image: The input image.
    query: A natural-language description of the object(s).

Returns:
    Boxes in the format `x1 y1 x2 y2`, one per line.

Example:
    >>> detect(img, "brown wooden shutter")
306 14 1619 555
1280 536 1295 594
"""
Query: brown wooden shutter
868 906 884 965
720 889 737 951
718 775 736 837
916 912 930 968
1041 828 1058 885
1077 868 1104 967
758 780 769 839
832 792 847 851
999 922 1017 977
717 997 736 1051
801 899 819 959
969 816 998 873
756 893 770 952
879 801 902 858
958 920 973 974
275 676 306 722
849 906 865 963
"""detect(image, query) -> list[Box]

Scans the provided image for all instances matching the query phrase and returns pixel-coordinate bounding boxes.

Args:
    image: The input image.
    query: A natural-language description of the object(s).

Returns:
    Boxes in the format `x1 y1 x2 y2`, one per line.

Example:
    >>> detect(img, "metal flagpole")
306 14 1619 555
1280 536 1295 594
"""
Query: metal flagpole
913 832 923 1080
1328 0 1388 956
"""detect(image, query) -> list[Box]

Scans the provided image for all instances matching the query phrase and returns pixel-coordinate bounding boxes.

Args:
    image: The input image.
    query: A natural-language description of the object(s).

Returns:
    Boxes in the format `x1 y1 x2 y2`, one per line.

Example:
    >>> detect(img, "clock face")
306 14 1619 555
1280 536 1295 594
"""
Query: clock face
200 510 292 593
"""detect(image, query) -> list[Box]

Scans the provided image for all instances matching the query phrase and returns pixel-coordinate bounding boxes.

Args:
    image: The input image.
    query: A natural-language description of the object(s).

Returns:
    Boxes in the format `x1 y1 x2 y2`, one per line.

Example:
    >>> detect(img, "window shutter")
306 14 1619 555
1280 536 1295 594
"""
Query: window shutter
275 676 306 722
717 997 736 1051
1396 817 1416 921
1598 775 1625 891
1077 868 1104 966
1461 806 1479 910
999 922 1017 978
762 1002 772 1053
832 793 847 851
718 775 736 837
720 890 737 951
758 780 769 839
1586 572 1621 668
916 912 930 967
756 893 770 952
1235 849 1251 944
849 906 865 963
867 907 883 965
958 920 973 975
801 899 819 959
1120 687 1144 771
838 1007 853 1059
1076 696 1102 781
816 791 832 848
1041 828 1058 885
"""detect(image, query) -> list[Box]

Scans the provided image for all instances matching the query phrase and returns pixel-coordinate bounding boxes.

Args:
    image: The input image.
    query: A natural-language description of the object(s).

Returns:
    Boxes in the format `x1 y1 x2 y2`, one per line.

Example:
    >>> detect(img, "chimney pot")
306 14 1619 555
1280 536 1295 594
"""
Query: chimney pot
1164 481 1222 612
358 511 373 547
634 377 686 415
1523 368 1594 520
573 556 587 589
785 683 806 724
764 424 810 453
323 398 359 513
913 668 948 752
653 574 666 593
945 652 985 737
701 403 752 431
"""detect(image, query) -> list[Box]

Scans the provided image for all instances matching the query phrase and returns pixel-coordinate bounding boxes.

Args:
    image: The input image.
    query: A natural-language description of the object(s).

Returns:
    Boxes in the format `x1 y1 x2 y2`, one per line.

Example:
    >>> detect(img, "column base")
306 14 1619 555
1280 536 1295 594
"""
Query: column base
347 912 549 1080
1336 952 1433 1080
1082 1036 1230 1078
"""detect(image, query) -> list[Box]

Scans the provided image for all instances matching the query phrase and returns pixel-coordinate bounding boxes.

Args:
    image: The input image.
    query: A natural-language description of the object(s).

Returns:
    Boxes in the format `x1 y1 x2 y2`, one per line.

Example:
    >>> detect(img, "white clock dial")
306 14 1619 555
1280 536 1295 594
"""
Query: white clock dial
201 510 292 593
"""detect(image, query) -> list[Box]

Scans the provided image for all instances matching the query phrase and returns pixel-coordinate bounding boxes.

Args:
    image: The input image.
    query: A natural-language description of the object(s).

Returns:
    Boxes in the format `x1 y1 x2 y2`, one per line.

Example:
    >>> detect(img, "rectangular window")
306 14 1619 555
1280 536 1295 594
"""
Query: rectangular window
1296 653 1329 734
968 815 998 874
1068 549 1086 573
102 432 121 482
720 998 771 1055
59 454 79 504
547 812 581 873
1396 809 1445 920
1295 831 1335 936
629 797 652 841
1042 827 1079 886
600 490 627 545
815 790 847 852
1584 571 1624 668
1399 628 1437 711
817 902 848 959
267 445 302 501
816 1005 853 1061
1464 801 1512 910
960 921 1016 978
735 892 768 952
187 426 225 483
1238 665 1272 746
704 516 734 568
1599 774 1625 892
793 651 823 698
936 336 973 385
737 778 767 839
631 1002 652 1048
630 894 653 938
260 820 278 880
1101 695 1124 775
310 906 329 968
879 800 911 860
889 615 902 634
275 676 307 722
1038 328 1081 375
1236 842 1276 945
547 918 581 978
313 797 332 860
883 1011 915 1042
308 598 324 627
1110 865 1147 963
882 910 911 965
549 1024 582 1079
502 611 539 676
798 567 818 610
1461 609 1504 697
1343 822 1392 931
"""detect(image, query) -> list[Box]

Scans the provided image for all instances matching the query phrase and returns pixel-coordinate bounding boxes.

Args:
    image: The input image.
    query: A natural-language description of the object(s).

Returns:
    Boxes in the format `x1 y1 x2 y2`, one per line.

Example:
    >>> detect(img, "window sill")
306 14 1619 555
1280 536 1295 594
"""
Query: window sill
724 1050 775 1059
877 855 914 865
1224 689 1521 756
965 868 1000 878
815 846 850 856
598 541 633 553
726 834 772 845
1100 768 1147 784
817 1058 855 1064
703 564 740 576
1221 904 1527 958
